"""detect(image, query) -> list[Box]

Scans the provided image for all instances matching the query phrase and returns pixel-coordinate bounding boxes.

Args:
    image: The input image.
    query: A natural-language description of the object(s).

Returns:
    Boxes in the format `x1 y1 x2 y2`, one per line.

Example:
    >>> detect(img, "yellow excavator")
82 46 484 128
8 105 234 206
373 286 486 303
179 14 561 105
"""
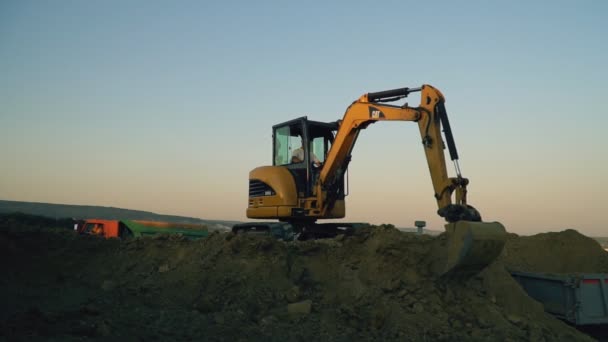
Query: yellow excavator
232 85 506 276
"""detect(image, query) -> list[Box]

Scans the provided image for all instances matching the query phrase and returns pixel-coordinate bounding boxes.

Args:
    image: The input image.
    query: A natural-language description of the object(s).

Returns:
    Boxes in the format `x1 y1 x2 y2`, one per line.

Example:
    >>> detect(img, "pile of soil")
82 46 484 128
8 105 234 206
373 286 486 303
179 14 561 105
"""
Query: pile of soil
501 229 608 273
1 224 605 341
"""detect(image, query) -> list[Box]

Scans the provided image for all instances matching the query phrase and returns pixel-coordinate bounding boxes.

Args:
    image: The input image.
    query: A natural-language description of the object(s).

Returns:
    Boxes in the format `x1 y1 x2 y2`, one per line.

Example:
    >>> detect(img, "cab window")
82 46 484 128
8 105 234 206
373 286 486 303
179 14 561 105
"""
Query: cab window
274 125 304 166
311 136 329 163
83 223 104 235
83 223 96 233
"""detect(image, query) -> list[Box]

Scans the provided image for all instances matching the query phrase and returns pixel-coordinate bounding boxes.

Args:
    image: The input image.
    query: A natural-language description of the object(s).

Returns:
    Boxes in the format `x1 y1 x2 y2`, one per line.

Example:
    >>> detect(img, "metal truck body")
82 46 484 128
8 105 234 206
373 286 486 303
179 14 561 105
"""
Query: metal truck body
510 271 608 325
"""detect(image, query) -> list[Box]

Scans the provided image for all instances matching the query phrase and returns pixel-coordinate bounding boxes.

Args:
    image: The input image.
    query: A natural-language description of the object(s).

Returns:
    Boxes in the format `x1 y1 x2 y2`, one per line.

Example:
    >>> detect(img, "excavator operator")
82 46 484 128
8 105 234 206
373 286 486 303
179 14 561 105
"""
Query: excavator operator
291 135 321 167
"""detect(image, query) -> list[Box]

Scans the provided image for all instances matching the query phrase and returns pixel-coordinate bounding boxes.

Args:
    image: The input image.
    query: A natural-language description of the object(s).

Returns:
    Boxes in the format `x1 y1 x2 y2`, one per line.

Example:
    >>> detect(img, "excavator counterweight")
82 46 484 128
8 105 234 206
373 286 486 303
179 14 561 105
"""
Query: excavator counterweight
234 84 507 277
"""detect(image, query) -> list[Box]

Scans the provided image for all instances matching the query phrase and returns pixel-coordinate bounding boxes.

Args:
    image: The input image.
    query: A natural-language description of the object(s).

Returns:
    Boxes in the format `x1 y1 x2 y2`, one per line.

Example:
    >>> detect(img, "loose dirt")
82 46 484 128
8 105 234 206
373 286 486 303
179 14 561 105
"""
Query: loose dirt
501 229 608 273
1 223 606 341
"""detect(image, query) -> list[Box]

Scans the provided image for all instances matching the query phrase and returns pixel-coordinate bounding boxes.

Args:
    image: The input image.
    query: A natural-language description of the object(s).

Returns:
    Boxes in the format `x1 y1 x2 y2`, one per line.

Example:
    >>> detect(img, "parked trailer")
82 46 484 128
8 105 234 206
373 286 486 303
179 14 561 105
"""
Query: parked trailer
77 219 208 239
510 271 608 325
122 220 208 239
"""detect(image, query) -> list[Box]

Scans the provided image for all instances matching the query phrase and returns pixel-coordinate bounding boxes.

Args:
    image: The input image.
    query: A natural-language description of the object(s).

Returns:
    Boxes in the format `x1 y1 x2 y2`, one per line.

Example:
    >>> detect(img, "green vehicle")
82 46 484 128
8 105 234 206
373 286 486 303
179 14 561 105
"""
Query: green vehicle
122 220 209 239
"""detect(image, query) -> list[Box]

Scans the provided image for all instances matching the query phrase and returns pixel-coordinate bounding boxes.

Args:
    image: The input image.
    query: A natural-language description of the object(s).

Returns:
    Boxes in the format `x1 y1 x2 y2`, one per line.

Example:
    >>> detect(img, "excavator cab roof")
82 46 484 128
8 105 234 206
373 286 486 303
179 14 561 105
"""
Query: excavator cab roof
272 116 338 134
272 117 337 166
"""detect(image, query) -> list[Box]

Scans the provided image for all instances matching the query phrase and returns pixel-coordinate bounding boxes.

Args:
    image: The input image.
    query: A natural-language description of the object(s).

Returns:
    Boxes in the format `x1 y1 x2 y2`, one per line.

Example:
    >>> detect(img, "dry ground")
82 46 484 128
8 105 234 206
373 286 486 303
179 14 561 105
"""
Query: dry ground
1 223 607 341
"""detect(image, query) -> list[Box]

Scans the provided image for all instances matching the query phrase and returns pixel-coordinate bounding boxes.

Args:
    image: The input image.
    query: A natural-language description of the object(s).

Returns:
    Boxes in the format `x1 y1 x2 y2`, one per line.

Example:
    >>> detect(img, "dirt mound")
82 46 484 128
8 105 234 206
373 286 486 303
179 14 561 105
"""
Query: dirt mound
0 225 598 341
502 229 608 273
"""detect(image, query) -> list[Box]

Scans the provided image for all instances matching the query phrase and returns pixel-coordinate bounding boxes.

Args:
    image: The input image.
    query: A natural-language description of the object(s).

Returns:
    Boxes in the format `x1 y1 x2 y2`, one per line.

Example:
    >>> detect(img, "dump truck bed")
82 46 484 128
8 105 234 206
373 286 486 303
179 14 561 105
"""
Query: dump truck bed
123 220 208 239
510 271 608 325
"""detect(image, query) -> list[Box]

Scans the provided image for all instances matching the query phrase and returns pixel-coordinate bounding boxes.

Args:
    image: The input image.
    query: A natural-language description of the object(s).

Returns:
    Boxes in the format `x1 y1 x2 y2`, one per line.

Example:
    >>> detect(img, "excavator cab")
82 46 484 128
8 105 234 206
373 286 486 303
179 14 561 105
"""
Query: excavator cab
272 117 344 198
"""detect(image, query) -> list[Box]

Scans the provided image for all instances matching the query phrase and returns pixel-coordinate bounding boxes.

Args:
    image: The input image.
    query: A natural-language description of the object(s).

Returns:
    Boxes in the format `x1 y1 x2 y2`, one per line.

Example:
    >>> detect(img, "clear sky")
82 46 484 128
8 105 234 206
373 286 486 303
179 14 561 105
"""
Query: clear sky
1 1 607 236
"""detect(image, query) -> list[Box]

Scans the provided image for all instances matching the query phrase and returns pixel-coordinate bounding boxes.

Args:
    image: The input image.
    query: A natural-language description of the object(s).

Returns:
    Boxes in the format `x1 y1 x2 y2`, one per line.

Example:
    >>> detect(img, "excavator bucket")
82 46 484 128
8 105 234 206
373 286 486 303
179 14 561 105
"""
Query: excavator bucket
442 221 507 278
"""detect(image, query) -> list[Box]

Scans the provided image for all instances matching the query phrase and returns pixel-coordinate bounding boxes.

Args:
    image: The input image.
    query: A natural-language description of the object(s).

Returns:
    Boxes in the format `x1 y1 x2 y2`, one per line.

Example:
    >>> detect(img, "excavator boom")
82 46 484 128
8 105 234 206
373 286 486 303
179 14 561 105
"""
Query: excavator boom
314 84 506 276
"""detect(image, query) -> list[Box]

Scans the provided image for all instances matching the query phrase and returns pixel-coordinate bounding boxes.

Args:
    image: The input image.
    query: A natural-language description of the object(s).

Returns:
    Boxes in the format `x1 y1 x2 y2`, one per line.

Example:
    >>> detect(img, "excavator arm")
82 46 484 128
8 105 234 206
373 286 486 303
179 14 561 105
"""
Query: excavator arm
317 84 476 222
315 84 506 277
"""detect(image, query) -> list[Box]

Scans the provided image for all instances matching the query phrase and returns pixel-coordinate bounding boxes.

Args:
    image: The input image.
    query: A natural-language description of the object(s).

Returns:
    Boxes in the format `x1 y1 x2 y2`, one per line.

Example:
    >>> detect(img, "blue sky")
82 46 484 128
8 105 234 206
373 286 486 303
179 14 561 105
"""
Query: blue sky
1 1 607 235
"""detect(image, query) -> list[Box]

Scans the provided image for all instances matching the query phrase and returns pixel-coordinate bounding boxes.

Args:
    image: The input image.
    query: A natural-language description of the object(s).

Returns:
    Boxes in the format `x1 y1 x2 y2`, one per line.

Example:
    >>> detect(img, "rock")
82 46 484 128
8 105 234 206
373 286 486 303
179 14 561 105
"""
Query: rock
194 296 216 313
80 304 100 316
338 305 358 319
402 268 420 284
96 320 111 336
381 278 401 292
476 315 491 328
412 302 424 314
101 280 115 291
287 300 312 316
286 286 300 303
213 313 225 324
450 319 463 329
527 324 546 342
72 320 97 337
371 307 387 329
259 315 277 326
506 314 523 325
470 329 484 339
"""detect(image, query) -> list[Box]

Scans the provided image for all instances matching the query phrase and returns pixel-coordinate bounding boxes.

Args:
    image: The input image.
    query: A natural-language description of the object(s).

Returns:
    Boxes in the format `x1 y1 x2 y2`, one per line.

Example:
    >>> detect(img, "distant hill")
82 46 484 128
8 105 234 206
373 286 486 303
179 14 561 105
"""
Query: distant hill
0 200 240 230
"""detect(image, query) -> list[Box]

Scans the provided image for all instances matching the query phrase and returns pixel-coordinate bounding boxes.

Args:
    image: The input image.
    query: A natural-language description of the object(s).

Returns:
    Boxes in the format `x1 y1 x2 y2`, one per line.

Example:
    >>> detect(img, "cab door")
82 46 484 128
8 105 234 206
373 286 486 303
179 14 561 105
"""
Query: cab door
273 117 311 197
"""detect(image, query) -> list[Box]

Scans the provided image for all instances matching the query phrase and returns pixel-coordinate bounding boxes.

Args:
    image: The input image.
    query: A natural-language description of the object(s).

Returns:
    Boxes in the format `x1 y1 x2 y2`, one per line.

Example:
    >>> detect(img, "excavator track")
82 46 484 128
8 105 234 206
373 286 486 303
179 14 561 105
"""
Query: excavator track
231 221 369 241
232 222 296 241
